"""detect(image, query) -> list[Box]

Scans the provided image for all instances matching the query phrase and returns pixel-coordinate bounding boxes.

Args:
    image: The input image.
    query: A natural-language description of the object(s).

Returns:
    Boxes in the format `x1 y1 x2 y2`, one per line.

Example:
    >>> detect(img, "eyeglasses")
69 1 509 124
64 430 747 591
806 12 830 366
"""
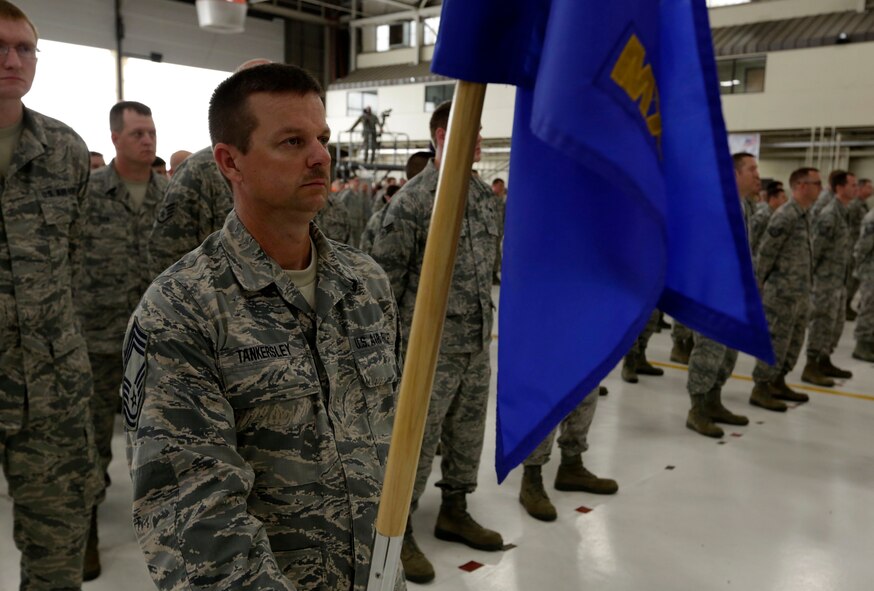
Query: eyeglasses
0 44 39 61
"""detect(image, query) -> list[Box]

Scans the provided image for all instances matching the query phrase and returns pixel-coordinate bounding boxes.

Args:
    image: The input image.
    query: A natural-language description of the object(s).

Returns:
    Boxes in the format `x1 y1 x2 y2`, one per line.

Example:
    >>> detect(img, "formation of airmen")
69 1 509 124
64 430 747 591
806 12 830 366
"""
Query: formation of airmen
1 1 872 589
623 156 872 440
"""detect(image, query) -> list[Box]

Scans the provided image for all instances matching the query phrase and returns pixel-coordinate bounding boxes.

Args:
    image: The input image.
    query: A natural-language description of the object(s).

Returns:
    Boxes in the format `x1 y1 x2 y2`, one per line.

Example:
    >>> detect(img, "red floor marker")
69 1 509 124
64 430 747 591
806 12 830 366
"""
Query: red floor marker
576 506 592 514
731 432 743 437
459 561 484 573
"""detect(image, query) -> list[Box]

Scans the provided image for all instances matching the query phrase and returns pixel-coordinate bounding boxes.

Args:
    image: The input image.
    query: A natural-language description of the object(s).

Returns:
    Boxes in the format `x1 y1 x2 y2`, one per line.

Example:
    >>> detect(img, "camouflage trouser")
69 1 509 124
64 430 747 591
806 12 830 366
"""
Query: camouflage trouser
411 348 490 507
686 333 738 396
753 293 809 383
847 275 860 311
1 403 98 590
523 387 598 466
855 278 874 343
671 320 692 345
806 286 846 358
88 352 122 503
628 310 660 358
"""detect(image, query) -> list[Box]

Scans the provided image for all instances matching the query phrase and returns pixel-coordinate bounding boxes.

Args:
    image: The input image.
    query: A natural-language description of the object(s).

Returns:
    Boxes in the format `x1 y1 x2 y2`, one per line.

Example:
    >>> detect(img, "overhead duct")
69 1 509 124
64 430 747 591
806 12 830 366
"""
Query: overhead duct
196 0 248 34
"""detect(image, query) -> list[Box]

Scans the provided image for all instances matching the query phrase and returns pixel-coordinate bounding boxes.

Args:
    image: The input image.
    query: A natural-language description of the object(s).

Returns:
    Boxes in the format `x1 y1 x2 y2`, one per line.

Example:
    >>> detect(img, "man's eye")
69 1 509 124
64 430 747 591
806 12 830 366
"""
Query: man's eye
285 138 301 146
319 137 330 146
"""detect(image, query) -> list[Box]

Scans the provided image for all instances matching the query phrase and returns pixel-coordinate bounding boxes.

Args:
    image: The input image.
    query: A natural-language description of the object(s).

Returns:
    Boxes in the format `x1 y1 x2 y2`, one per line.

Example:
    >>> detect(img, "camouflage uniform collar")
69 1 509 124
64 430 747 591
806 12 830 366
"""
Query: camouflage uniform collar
790 198 807 216
221 212 357 313
10 108 47 175
102 159 165 195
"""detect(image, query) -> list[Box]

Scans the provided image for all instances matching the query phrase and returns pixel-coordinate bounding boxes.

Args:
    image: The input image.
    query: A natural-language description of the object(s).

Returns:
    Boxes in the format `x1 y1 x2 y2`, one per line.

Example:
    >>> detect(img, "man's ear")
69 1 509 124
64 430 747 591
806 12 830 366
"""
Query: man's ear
214 143 242 184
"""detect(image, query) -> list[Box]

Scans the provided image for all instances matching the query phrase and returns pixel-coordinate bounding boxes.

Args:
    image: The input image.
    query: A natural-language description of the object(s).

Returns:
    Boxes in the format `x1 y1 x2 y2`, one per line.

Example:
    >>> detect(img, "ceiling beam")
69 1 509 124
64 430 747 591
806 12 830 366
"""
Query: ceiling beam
345 4 441 26
248 1 338 26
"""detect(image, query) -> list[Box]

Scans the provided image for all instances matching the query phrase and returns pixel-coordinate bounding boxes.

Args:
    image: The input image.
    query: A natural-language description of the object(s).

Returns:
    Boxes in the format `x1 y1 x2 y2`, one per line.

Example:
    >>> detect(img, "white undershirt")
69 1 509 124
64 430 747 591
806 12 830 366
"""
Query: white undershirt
284 239 318 310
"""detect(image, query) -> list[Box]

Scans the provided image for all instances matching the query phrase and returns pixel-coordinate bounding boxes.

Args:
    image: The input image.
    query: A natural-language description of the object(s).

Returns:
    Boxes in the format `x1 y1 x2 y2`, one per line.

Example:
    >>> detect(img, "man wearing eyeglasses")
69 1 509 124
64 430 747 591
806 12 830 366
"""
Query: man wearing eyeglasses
0 1 101 589
803 171 857 386
752 167 821 411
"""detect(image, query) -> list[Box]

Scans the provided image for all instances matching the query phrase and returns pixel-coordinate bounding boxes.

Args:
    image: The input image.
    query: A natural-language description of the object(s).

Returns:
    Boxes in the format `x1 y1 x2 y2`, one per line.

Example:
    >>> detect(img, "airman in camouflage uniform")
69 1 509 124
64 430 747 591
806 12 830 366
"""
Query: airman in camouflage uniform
370 100 502 585
0 3 100 588
853 200 874 360
314 185 353 244
846 178 872 320
147 145 231 277
125 64 403 591
518 387 618 522
621 309 664 382
360 185 398 254
751 167 820 410
685 153 759 438
749 181 787 256
339 178 372 248
75 101 168 577
803 171 856 385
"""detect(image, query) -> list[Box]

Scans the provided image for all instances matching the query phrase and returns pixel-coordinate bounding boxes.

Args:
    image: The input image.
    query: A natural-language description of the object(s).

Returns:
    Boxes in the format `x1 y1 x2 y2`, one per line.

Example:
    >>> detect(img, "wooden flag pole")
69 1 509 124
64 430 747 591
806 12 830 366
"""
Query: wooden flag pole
367 80 487 591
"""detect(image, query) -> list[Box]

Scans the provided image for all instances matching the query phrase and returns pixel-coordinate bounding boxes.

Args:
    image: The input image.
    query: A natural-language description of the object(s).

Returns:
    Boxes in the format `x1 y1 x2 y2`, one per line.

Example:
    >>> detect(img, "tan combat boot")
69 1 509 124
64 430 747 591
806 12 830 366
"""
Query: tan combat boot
853 341 874 362
703 388 748 425
434 492 503 551
749 382 787 412
686 395 724 438
519 465 557 522
801 355 835 387
772 374 809 403
554 454 618 494
401 525 435 584
820 355 852 379
83 507 101 581
621 353 639 383
670 337 692 364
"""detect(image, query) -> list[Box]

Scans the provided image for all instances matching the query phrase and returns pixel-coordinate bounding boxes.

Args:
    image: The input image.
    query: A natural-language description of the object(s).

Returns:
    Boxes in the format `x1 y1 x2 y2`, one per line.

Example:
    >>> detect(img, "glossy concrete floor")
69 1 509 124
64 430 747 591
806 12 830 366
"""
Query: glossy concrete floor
2 319 873 591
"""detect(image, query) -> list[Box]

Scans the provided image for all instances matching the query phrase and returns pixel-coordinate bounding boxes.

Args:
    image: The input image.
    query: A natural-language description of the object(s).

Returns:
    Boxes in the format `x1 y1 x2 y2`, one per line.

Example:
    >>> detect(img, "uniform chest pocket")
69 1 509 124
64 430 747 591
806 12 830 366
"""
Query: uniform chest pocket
220 354 333 487
39 197 73 229
351 339 398 463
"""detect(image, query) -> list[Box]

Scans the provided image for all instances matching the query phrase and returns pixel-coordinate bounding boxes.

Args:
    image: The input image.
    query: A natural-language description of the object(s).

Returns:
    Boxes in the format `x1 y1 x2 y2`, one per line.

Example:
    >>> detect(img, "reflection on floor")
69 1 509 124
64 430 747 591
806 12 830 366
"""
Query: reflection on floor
2 321 873 591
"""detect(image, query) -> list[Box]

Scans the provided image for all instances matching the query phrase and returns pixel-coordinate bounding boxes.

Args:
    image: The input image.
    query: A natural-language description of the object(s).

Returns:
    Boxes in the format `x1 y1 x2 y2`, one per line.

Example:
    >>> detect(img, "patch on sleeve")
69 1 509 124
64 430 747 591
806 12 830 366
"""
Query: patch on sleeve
156 201 177 224
122 319 149 431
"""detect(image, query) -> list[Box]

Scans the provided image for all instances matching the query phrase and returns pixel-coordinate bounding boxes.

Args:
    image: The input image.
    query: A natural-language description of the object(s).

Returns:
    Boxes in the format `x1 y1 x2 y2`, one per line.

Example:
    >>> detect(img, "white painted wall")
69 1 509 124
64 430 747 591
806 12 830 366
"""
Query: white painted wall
709 0 863 28
722 42 874 131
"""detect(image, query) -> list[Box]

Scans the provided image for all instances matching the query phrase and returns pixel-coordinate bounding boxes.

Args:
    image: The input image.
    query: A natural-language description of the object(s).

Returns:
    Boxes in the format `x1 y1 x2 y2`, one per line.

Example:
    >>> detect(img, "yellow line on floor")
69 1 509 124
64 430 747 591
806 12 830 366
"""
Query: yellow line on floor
649 360 874 403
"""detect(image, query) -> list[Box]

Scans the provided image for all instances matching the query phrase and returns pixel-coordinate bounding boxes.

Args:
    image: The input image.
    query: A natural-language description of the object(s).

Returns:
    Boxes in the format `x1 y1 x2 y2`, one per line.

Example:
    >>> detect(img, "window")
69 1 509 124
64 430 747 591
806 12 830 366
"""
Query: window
718 56 766 95
425 84 455 112
376 21 412 52
347 90 378 116
423 17 440 46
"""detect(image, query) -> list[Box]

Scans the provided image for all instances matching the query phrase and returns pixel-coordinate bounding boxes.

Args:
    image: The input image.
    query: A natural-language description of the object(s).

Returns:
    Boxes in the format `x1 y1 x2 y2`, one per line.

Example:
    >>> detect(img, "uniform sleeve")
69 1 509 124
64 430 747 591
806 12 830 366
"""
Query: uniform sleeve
810 211 834 272
147 164 207 278
68 144 90 300
855 213 874 272
125 280 295 591
755 213 791 287
369 195 420 307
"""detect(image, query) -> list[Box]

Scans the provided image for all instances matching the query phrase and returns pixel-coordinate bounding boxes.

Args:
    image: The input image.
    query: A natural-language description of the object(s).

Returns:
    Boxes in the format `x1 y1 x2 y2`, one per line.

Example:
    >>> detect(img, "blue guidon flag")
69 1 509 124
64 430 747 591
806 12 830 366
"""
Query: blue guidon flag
122 318 148 431
431 0 775 482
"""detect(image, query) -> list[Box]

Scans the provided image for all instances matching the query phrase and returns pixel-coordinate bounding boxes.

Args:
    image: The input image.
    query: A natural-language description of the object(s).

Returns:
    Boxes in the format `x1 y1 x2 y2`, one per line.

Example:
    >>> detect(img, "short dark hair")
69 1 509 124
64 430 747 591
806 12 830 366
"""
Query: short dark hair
429 100 452 144
208 63 323 154
152 157 166 167
492 178 505 185
0 1 38 39
830 170 853 192
386 185 400 198
860 178 872 187
766 182 784 200
732 152 755 171
405 151 432 179
789 167 819 188
110 101 152 133
89 151 103 158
